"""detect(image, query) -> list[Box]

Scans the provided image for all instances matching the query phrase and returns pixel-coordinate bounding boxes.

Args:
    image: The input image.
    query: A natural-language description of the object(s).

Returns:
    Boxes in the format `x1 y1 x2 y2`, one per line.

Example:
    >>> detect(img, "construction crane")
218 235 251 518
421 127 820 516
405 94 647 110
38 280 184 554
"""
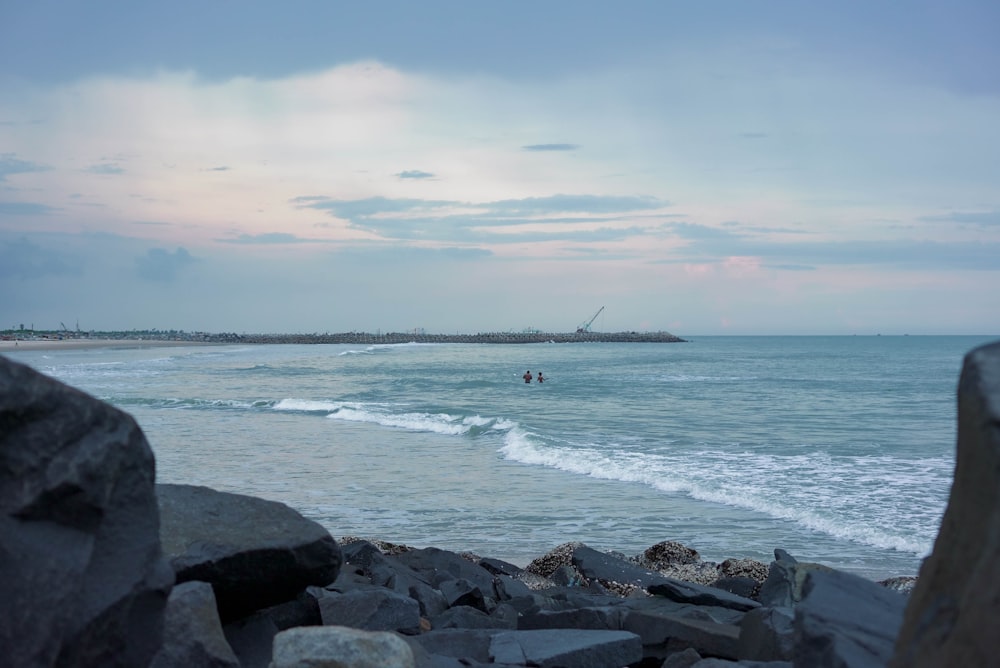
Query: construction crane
576 306 605 333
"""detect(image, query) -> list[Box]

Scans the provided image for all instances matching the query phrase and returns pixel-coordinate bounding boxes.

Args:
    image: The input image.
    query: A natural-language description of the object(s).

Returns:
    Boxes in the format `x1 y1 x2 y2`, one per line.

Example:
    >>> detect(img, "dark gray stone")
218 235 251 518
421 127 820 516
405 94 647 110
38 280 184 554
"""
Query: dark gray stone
0 357 174 668
756 550 799 608
712 576 759 600
221 612 279 668
571 544 672 589
271 626 415 668
518 605 625 631
151 581 239 668
408 629 495 663
623 608 740 660
891 340 1000 668
439 577 488 611
649 578 761 612
478 557 524 577
794 568 906 668
318 587 422 634
737 606 794 662
157 483 342 621
489 629 643 668
393 546 499 593
663 647 703 668
431 605 516 630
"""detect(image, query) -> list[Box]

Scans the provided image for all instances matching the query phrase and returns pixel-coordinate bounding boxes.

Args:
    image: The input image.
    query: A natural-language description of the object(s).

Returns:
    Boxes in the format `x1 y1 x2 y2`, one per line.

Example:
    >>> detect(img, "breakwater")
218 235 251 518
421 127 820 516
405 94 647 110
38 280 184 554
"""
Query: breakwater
228 331 687 345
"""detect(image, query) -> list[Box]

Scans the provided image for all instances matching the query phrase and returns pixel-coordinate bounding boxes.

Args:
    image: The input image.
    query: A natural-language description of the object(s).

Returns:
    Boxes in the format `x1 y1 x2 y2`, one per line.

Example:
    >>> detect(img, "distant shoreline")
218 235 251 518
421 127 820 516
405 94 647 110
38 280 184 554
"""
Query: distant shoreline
1 331 687 349
0 339 218 353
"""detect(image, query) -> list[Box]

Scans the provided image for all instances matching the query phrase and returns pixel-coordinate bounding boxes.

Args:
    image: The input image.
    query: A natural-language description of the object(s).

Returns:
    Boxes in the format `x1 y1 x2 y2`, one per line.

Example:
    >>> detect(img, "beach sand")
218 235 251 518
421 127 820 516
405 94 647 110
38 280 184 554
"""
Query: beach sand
0 339 217 353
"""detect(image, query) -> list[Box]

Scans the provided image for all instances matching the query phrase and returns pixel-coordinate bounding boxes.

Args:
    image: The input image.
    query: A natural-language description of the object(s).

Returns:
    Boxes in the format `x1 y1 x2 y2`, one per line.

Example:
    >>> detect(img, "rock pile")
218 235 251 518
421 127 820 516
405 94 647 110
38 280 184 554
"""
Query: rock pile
2 339 1000 667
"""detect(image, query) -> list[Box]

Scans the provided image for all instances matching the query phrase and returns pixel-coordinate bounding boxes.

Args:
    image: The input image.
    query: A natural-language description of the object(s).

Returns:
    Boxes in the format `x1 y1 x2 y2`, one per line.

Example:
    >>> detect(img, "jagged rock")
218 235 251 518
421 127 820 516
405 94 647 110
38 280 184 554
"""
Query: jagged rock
222 613 279 668
892 340 1000 667
271 625 415 668
151 581 239 668
659 562 724 586
571 544 674 590
0 357 174 668
477 557 524 577
623 607 741 661
878 576 917 597
712 576 759 600
550 564 586 587
393 546 499 593
318 587 422 634
641 540 701 567
756 550 832 609
662 647 703 667
649 579 760 613
490 629 643 667
737 606 794 662
441 577 490 613
793 568 906 668
431 604 518 630
718 558 769 594
157 483 342 621
525 542 584 577
518 605 625 631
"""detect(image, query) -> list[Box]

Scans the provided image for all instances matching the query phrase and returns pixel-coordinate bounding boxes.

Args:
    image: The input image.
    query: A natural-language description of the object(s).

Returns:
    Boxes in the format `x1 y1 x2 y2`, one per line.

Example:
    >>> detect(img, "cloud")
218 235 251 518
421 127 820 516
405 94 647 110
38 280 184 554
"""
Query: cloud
522 144 579 151
921 211 1000 227
0 201 58 216
205 166 231 171
0 153 48 182
0 237 83 280
396 170 435 179
86 163 125 175
217 233 319 244
135 247 196 282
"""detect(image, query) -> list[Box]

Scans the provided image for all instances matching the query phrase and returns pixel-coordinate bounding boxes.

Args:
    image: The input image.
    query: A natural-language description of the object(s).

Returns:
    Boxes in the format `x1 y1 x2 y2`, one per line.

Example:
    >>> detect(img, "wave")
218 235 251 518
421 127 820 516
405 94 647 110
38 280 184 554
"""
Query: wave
497 432 940 556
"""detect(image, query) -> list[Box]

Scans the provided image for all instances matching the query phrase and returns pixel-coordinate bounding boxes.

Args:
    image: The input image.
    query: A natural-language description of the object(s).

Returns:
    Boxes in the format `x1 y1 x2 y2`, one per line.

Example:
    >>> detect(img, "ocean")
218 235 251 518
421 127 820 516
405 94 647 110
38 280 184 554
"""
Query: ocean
7 335 996 581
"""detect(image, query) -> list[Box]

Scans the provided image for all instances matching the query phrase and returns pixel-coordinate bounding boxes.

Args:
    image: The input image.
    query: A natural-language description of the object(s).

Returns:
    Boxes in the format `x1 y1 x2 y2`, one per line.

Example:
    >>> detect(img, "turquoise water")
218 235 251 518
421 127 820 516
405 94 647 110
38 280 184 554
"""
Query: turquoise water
8 335 996 580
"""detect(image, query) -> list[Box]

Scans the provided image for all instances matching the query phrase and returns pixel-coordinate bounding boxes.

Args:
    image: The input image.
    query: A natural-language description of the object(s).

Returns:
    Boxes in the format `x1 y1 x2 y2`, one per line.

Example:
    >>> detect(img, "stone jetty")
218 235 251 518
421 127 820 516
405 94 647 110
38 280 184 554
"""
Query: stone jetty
214 330 688 345
3 339 1000 667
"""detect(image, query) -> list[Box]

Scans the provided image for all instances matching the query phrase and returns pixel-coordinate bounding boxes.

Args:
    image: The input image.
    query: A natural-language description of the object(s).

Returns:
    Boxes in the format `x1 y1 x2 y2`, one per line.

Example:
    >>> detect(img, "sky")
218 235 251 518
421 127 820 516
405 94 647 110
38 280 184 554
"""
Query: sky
1 1 999 335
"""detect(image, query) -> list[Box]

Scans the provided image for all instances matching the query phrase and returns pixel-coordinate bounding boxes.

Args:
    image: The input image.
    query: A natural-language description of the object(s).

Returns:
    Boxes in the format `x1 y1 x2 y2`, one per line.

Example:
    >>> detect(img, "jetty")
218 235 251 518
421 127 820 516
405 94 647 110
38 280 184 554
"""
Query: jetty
229 331 686 345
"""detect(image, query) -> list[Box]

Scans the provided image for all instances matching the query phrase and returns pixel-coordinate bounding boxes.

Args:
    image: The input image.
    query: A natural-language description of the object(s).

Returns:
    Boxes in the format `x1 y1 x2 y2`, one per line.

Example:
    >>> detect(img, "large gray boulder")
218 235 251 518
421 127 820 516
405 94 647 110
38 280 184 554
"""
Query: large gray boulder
0 356 174 667
892 340 1000 667
151 581 239 668
794 568 906 668
157 483 342 621
271 626 415 668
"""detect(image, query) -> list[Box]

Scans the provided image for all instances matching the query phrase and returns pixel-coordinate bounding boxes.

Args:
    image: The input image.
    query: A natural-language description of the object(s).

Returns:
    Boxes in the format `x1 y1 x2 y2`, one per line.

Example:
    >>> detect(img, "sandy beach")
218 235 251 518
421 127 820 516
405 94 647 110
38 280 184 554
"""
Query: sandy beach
0 338 217 353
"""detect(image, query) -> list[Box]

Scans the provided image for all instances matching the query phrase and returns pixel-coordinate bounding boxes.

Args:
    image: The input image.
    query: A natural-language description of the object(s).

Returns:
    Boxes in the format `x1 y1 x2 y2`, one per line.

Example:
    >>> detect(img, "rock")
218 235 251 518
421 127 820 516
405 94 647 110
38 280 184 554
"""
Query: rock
648 579 760 613
712 576 759 601
641 540 702 567
622 608 741 661
271 625 415 668
878 576 917 597
736 606 794 662
662 647 703 668
892 340 1000 667
756 550 832 609
393 546 498 593
222 613 279 668
318 588 422 634
493 629 643 667
524 542 584 577
793 568 906 668
0 357 174 667
431 604 517 630
151 581 239 668
571 544 673 590
157 483 342 621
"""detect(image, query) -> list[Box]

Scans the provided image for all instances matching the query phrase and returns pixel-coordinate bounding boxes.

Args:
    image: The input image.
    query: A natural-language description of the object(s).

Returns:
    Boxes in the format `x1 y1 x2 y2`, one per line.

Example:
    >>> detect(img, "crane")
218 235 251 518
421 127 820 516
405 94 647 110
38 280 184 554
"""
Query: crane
576 306 605 333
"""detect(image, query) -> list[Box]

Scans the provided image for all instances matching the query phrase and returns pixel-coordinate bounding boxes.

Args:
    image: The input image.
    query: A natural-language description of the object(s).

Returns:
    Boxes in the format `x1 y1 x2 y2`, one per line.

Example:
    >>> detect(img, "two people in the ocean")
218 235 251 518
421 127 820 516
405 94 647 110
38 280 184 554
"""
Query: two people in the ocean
523 370 544 384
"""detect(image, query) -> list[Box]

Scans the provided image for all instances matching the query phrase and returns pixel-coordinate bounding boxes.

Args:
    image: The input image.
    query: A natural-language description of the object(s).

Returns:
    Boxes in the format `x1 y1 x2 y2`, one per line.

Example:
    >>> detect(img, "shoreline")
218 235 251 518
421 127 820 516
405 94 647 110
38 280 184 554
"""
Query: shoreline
0 339 219 353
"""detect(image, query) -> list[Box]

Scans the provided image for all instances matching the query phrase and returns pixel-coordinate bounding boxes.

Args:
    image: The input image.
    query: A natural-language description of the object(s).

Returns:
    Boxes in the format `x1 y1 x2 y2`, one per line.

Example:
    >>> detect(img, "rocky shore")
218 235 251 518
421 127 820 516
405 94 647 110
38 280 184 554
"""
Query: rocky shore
2 340 999 667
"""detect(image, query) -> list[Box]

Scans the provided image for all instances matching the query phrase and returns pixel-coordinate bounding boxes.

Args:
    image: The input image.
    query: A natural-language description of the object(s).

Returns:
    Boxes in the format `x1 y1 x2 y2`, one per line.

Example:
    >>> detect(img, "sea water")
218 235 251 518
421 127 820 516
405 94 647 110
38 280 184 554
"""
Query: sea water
7 335 996 580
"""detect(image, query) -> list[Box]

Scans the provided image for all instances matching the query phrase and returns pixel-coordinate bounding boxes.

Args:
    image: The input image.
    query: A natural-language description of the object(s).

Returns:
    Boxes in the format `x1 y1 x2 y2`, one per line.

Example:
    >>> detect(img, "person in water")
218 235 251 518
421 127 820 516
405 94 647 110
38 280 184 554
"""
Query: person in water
523 370 533 383
537 372 544 383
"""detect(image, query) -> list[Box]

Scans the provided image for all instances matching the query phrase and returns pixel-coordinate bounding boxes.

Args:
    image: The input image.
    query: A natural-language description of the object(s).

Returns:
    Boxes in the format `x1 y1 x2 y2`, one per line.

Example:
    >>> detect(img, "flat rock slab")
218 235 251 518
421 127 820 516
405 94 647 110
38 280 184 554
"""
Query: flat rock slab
0 356 174 667
649 579 761 612
158 483 342 621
